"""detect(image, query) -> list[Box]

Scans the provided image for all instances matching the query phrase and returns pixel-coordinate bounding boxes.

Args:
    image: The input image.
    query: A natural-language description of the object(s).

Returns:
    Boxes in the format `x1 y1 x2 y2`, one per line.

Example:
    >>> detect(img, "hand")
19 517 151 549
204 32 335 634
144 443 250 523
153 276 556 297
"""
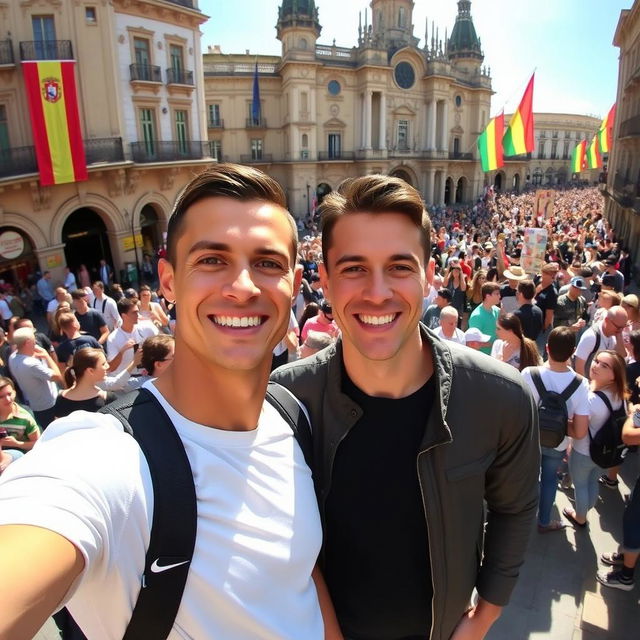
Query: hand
133 348 143 367
0 435 20 448
33 345 49 359
450 604 500 640
120 339 136 354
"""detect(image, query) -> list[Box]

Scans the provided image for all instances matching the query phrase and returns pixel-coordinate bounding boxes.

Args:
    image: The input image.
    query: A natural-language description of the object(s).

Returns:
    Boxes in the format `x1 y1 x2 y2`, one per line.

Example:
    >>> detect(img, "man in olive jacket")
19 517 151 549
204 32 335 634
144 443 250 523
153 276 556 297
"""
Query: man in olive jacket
271 175 539 640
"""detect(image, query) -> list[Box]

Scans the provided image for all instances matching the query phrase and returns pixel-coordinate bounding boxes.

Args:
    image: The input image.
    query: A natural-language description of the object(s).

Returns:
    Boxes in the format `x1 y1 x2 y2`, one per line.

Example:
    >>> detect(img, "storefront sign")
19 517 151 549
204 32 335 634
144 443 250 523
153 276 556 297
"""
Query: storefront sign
0 230 24 260
46 254 63 268
122 234 144 251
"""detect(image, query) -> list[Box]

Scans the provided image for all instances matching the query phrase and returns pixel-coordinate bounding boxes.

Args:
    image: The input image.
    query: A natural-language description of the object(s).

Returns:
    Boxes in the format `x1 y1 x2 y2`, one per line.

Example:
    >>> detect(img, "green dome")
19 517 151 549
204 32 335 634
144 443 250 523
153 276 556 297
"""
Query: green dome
277 0 321 37
448 0 483 61
280 0 317 16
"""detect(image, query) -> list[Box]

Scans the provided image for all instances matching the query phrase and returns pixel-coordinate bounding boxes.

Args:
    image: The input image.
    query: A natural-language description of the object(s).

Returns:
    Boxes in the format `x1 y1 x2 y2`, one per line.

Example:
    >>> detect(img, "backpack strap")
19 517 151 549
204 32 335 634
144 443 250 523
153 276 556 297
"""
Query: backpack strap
560 375 583 401
100 388 196 640
584 329 602 374
594 390 614 414
529 368 548 400
266 381 313 469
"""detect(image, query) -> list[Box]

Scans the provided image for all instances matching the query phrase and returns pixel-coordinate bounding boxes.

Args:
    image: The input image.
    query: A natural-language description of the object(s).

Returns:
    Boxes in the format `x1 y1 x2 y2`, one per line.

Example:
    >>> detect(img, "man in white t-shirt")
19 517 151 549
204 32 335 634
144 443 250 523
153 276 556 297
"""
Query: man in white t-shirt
106 297 159 376
89 281 120 331
522 326 590 533
0 164 335 639
432 306 465 345
46 287 69 328
574 306 628 377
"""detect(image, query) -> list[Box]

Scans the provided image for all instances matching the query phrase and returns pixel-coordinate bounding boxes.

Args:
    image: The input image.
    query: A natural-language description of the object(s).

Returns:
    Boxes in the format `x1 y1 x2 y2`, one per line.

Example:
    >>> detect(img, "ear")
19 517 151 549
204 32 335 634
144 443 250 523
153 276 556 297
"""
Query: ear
424 257 435 294
319 262 330 301
292 264 303 304
158 259 176 304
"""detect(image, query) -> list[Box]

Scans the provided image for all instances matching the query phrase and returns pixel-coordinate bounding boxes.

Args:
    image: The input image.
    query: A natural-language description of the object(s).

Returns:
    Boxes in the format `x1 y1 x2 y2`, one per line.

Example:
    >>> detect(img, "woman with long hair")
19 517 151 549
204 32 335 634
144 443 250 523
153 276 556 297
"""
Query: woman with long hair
564 350 628 527
298 301 319 344
138 285 170 331
491 313 541 371
54 348 116 417
466 269 487 314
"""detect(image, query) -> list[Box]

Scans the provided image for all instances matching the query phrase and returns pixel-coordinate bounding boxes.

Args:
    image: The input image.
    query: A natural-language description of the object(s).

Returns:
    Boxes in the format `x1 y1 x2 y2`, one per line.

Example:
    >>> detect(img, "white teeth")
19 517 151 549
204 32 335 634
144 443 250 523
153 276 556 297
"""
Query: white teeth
359 314 396 326
212 316 262 327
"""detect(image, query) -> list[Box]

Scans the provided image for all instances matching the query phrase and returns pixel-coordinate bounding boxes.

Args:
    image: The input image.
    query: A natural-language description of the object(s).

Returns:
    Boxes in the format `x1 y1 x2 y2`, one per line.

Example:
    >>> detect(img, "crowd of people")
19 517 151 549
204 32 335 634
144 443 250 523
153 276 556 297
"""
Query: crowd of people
0 166 638 640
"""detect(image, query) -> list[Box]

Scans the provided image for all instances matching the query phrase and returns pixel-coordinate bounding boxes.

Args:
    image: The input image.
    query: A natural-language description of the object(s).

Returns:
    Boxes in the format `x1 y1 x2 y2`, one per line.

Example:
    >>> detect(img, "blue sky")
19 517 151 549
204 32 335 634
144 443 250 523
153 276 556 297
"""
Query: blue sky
199 0 628 119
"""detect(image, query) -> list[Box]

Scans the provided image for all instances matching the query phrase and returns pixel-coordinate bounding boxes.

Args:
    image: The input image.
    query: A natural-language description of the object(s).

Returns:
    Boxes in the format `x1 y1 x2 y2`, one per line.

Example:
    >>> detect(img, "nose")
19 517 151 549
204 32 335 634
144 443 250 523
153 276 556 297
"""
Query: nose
362 269 392 305
224 267 260 302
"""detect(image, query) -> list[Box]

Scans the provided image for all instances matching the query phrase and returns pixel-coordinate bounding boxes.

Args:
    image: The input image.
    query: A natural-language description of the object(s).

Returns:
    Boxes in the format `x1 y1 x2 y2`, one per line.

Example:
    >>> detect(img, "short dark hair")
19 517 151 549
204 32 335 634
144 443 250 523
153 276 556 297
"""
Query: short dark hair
481 282 500 300
517 280 535 301
117 297 138 317
437 288 453 301
319 174 432 266
547 326 576 362
166 163 297 265
141 334 174 376
630 329 640 362
93 281 105 291
71 289 88 300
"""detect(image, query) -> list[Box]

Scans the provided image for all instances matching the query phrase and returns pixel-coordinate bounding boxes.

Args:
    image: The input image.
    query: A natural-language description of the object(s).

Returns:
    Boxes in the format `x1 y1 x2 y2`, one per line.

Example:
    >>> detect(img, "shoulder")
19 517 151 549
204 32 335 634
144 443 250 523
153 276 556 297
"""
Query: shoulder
271 343 335 391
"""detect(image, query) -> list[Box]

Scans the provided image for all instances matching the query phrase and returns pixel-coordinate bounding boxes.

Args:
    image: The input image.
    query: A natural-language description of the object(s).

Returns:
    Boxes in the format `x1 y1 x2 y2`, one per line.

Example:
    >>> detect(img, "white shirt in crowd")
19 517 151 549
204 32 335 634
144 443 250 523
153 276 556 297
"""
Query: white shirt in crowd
521 366 590 451
88 293 120 331
106 321 159 375
433 325 466 345
0 381 323 640
571 388 624 457
574 324 617 377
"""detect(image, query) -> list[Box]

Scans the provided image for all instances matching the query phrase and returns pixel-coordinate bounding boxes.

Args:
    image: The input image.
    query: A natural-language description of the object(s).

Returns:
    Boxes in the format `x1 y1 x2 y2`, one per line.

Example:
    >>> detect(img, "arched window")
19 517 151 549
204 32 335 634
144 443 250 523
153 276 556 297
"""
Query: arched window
301 133 308 148
299 38 307 50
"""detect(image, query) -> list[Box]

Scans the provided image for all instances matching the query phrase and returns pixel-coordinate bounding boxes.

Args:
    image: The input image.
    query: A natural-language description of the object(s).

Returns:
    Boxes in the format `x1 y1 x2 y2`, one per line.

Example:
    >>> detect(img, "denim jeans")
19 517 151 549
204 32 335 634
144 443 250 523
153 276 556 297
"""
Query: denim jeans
623 475 640 552
568 449 602 519
538 446 565 526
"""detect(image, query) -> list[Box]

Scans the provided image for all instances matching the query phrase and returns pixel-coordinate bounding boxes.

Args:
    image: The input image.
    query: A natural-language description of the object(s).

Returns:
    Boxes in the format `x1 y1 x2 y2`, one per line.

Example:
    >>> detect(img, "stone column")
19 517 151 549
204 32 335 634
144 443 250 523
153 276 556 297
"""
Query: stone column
544 138 552 159
379 92 387 149
439 171 446 205
426 169 435 205
427 99 437 150
364 90 373 150
441 101 449 152
360 94 366 149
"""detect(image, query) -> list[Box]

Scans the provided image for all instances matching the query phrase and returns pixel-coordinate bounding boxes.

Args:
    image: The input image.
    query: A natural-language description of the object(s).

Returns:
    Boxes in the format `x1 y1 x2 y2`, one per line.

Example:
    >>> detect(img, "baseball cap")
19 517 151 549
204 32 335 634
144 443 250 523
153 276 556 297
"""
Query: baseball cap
569 276 588 291
464 327 491 343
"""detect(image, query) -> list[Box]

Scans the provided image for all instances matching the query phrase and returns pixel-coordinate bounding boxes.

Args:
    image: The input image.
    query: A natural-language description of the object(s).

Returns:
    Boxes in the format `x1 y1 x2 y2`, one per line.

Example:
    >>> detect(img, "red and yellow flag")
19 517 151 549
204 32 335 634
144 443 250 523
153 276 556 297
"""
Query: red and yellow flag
477 113 504 172
503 74 535 156
571 140 587 174
597 103 616 154
586 135 602 170
22 61 87 186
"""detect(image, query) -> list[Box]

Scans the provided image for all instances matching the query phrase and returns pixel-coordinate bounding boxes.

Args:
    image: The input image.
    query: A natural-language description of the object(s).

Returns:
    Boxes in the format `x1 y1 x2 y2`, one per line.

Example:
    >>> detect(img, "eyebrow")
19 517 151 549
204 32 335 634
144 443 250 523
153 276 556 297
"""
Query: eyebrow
334 253 420 267
187 240 288 260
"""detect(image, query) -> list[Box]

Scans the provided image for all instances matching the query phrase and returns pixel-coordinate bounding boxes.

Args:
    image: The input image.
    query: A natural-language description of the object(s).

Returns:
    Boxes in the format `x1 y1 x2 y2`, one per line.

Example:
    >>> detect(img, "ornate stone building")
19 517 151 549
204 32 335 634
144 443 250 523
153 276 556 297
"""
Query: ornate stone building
604 0 640 276
204 0 494 217
0 0 209 287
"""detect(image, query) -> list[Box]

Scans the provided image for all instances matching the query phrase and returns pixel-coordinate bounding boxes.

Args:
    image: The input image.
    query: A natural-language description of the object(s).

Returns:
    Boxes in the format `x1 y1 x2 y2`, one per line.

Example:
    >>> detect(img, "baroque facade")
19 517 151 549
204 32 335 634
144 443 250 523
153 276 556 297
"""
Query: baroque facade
0 0 209 287
204 0 494 216
604 0 640 276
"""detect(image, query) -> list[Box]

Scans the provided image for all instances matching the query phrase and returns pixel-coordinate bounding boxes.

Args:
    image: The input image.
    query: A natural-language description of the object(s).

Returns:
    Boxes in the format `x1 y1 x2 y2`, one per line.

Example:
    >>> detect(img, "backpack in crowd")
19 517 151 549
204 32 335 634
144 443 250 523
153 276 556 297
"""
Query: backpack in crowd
530 368 583 448
99 382 312 640
582 329 601 379
589 391 629 469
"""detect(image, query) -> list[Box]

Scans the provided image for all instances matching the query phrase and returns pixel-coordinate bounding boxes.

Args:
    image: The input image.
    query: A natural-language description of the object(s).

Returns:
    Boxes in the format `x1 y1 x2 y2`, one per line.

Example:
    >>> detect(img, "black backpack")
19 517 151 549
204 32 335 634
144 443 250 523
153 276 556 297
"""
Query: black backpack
589 391 628 469
530 368 582 448
99 382 312 640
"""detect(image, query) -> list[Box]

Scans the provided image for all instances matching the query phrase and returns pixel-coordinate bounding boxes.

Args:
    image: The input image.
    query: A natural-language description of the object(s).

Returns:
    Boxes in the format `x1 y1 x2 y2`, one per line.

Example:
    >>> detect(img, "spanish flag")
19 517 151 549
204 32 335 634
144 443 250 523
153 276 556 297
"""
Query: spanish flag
571 140 587 174
503 74 535 157
22 61 87 186
477 113 504 172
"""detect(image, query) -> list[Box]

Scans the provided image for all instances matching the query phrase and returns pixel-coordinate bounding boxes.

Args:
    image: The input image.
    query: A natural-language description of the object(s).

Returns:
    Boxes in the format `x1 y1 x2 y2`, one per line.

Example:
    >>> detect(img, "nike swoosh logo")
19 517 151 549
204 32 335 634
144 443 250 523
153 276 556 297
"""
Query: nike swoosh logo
150 559 190 574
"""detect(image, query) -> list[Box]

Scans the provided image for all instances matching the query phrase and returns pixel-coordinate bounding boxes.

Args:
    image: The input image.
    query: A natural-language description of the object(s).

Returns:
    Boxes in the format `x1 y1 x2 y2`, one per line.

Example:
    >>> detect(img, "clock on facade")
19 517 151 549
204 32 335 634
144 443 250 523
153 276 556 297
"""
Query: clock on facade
394 61 415 89
328 80 341 95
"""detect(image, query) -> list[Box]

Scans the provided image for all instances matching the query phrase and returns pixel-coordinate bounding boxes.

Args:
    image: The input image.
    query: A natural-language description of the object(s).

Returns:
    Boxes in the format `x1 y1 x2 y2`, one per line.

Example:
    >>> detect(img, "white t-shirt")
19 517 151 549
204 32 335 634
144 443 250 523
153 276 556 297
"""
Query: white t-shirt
521 366 590 451
433 325 466 345
89 294 120 331
106 322 159 375
46 298 61 315
0 381 323 640
574 325 617 377
572 388 624 457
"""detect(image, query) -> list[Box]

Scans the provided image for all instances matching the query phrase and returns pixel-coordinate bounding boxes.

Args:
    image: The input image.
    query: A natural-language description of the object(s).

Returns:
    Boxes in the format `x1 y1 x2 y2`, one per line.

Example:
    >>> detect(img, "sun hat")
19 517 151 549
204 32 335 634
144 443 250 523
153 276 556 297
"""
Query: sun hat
503 266 527 281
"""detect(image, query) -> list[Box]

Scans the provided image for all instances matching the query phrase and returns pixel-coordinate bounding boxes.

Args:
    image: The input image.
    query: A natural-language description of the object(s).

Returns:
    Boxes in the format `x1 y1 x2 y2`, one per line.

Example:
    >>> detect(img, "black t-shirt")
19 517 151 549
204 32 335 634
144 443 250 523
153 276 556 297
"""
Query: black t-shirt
54 391 116 418
535 284 558 317
324 370 436 640
56 335 101 365
76 309 107 341
500 283 517 300
514 303 543 340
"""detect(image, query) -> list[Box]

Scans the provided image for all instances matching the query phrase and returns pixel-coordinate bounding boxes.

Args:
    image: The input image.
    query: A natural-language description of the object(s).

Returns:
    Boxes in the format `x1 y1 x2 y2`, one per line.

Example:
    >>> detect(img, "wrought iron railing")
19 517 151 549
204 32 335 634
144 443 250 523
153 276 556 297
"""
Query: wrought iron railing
0 39 14 65
208 119 224 129
130 140 208 163
318 151 355 161
0 146 38 178
240 154 273 163
166 68 194 85
129 64 162 83
246 117 267 128
449 151 473 160
84 138 124 164
20 40 73 61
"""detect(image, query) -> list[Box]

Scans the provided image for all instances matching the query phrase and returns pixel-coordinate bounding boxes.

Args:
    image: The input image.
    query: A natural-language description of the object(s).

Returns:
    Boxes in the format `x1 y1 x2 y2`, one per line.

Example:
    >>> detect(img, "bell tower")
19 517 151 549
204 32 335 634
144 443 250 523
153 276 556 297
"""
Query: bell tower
276 0 322 59
447 0 484 71
369 0 418 52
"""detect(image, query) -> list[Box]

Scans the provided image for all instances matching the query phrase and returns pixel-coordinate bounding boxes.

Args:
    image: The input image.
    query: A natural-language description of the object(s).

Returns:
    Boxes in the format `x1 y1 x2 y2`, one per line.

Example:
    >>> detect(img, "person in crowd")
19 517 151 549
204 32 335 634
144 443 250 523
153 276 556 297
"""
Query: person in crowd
98 259 114 289
534 262 559 355
63 267 77 292
54 348 116 417
432 306 466 345
49 302 73 346
13 317 59 366
0 376 41 463
46 287 71 330
514 280 543 342
122 334 175 390
272 173 538 640
0 163 335 639
442 257 467 323
621 294 640 360
0 291 12 331
298 330 335 360
601 257 625 293
521 327 590 533
466 268 487 315
138 285 170 331
468 282 501 355
89 281 120 331
71 289 109 345
564 350 628 528
491 313 540 371
8 327 63 429
300 300 339 343
463 326 492 350
592 290 622 325
421 287 452 329
298 301 319 341
308 273 324 303
36 271 55 313
106 297 158 376
55 313 102 375
553 276 587 332
77 264 91 289
500 266 528 314
574 306 628 377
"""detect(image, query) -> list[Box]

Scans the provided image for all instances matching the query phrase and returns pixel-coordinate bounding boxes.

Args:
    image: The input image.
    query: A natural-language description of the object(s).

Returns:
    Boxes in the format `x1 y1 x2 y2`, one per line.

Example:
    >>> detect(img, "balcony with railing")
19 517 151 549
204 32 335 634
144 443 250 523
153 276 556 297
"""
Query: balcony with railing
449 151 473 160
130 140 208 163
208 119 225 129
246 117 267 129
166 68 194 85
0 146 38 178
85 138 124 165
20 40 73 61
619 115 640 138
240 154 273 164
130 64 162 83
0 40 14 66
318 151 355 161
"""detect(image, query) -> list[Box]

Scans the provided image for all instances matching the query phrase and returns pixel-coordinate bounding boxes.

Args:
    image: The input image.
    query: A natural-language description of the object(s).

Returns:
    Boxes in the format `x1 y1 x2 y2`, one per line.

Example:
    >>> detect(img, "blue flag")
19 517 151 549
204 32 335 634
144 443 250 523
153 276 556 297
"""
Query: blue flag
252 62 261 124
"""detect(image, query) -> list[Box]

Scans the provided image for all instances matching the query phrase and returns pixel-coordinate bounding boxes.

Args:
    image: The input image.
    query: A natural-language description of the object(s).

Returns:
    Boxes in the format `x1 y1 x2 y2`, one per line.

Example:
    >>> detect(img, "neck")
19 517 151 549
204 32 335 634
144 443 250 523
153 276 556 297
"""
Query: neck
342 328 432 398
153 340 270 430
443 326 455 338
482 300 494 311
121 321 134 333
547 358 571 372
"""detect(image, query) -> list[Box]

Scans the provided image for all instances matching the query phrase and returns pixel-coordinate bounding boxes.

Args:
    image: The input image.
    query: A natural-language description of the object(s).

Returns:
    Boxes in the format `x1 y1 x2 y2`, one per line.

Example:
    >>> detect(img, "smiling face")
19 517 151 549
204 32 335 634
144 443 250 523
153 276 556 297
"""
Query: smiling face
320 212 430 364
159 197 299 373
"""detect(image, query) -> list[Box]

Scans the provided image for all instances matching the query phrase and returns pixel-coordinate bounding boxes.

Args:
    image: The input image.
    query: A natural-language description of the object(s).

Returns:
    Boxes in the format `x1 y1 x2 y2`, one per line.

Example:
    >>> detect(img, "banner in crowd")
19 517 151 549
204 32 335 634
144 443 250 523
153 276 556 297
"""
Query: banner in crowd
503 74 535 156
478 113 504 172
22 60 88 186
521 227 548 274
534 189 555 219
